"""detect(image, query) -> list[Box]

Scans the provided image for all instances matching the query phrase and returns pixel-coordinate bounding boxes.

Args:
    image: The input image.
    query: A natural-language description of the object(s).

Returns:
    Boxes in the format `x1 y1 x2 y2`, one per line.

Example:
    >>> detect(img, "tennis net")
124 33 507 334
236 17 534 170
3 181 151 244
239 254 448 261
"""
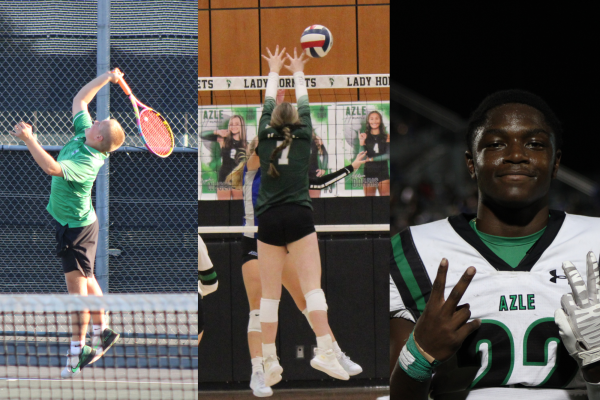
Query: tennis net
0 294 197 399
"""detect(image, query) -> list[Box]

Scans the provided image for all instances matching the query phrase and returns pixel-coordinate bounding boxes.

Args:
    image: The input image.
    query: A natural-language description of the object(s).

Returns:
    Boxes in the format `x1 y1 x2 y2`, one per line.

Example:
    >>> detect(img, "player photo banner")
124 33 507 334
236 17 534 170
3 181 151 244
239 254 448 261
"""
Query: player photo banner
336 102 391 195
198 105 259 198
198 74 390 91
198 101 390 200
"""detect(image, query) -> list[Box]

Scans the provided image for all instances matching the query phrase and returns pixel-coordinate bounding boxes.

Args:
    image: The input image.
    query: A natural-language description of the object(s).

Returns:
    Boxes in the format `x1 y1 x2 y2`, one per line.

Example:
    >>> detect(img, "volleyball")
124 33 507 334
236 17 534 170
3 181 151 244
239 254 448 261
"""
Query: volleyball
300 25 333 58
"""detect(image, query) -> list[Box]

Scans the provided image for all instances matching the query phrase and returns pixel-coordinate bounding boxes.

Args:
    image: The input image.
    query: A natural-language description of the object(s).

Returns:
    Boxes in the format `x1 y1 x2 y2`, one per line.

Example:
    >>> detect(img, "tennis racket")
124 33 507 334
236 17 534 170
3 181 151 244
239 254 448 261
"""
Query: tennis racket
113 68 174 158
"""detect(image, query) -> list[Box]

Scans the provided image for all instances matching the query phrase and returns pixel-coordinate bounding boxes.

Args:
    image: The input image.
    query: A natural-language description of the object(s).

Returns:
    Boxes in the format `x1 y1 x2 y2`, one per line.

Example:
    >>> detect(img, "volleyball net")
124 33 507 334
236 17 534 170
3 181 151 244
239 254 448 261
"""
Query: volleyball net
198 74 390 200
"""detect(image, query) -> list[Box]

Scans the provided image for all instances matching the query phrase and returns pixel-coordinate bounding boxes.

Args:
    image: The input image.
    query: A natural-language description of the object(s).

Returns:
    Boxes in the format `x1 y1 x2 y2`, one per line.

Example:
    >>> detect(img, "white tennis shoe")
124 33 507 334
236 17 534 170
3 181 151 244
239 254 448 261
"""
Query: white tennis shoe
262 355 283 387
310 348 350 380
250 370 273 397
335 350 363 376
60 345 96 379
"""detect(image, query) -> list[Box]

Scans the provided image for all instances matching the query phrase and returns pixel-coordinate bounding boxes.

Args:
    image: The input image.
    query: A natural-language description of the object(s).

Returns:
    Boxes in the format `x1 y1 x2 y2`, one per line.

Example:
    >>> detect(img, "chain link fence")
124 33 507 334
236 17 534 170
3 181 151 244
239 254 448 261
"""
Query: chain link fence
0 0 197 293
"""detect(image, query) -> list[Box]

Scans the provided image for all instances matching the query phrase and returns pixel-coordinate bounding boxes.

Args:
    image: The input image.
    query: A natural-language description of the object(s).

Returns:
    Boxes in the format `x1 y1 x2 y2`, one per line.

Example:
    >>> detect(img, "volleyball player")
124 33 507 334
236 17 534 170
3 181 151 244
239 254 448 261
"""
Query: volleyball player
198 234 218 345
359 110 390 196
12 71 125 378
255 46 352 387
229 123 366 396
201 115 247 200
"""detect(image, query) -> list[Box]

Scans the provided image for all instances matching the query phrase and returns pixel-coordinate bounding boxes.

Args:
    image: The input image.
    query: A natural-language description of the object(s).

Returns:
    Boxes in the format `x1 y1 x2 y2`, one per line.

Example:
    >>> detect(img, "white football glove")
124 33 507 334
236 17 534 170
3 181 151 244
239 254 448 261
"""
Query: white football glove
555 252 600 367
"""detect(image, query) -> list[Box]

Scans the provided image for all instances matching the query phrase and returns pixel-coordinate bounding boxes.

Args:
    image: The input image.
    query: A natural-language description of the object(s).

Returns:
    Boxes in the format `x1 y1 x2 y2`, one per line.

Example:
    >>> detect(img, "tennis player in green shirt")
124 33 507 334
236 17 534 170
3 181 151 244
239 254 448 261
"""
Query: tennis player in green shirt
12 70 126 378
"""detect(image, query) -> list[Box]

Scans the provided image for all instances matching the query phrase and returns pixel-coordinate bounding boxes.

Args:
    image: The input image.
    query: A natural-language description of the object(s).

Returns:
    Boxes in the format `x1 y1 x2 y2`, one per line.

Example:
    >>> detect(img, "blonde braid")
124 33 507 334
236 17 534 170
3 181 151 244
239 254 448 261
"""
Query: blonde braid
268 126 293 178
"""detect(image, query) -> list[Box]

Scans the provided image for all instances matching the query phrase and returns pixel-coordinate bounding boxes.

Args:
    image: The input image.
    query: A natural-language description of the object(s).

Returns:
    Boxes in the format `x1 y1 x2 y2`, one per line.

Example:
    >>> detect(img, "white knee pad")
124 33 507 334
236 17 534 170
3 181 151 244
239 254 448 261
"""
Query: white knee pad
305 289 328 312
248 309 261 333
259 298 280 323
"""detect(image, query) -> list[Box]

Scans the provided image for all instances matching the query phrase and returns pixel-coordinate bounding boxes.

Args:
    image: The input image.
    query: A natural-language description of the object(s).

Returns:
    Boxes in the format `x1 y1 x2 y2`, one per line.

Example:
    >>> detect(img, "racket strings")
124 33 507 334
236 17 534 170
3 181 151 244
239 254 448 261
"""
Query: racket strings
140 110 174 157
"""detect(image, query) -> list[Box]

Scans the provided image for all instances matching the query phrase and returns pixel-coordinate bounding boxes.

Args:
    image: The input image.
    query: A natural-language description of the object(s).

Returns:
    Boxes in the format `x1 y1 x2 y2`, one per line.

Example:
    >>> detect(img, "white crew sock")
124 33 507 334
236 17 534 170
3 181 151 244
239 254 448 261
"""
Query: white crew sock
251 356 263 373
333 341 342 353
93 325 103 336
262 343 277 359
316 334 333 351
70 341 83 355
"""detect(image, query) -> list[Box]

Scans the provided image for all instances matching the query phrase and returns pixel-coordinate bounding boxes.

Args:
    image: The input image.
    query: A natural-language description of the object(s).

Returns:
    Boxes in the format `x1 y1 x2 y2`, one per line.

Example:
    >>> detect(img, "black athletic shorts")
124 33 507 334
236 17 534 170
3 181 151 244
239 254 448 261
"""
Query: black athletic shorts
241 235 258 264
54 219 99 278
257 204 316 247
363 160 389 185
199 293 204 333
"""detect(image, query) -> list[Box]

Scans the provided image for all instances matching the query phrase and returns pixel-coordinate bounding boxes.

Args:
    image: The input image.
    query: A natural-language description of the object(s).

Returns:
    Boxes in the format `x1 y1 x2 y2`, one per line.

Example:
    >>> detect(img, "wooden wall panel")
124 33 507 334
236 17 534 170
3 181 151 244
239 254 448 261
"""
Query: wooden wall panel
198 0 208 9
358 5 389 101
198 10 211 105
358 5 389 74
211 9 260 77
260 7 357 76
199 3 389 105
261 0 354 6
212 0 258 8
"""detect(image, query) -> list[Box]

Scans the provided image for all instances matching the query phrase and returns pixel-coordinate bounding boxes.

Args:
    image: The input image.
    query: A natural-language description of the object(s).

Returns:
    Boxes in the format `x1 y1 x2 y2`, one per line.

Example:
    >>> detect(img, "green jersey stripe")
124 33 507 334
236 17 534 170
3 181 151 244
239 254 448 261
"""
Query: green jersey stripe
391 233 427 317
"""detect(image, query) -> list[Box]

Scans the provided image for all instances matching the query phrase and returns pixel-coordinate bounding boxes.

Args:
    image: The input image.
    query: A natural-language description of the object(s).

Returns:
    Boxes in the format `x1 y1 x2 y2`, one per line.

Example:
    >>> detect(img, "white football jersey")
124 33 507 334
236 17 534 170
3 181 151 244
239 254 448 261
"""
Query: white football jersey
390 211 600 399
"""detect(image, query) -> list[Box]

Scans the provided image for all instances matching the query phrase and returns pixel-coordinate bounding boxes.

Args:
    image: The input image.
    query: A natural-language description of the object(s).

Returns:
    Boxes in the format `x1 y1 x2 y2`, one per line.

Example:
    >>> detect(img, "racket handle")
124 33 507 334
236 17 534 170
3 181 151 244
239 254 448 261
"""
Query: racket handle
112 68 132 95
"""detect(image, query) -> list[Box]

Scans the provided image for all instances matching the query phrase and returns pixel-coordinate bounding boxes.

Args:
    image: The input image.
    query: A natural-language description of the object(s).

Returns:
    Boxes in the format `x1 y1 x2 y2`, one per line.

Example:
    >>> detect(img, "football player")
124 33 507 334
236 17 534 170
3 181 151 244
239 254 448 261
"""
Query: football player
390 90 600 399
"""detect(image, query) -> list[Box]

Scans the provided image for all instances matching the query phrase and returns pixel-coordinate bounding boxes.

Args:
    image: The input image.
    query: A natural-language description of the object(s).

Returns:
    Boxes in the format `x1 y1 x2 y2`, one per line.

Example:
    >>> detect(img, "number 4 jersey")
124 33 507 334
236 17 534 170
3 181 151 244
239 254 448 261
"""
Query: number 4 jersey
390 211 596 399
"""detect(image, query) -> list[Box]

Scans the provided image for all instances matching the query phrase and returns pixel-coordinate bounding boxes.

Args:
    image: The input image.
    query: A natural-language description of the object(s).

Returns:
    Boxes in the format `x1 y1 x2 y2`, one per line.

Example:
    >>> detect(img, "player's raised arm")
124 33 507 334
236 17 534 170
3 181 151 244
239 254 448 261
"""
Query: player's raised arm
261 46 285 102
72 69 124 117
12 122 63 177
284 48 311 134
258 46 286 139
391 258 481 400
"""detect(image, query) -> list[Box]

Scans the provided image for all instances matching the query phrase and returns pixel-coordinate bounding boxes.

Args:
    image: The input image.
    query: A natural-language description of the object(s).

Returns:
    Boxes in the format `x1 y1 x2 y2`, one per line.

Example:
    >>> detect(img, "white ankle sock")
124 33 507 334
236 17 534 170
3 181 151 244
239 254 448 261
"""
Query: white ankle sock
316 334 333 351
333 341 341 353
262 343 277 359
70 341 83 355
93 325 103 336
251 357 263 373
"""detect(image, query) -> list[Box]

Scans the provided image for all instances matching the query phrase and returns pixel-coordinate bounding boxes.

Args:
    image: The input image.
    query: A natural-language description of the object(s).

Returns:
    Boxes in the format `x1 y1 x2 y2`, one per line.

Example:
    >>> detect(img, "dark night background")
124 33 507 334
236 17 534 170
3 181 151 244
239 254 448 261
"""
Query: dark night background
389 4 600 233
391 4 598 174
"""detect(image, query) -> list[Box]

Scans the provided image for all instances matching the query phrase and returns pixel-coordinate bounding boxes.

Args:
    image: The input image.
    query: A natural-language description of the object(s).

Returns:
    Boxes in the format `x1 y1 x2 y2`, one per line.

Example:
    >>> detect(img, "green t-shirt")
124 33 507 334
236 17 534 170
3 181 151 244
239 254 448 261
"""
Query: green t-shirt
46 111 108 227
468 219 546 268
255 95 313 216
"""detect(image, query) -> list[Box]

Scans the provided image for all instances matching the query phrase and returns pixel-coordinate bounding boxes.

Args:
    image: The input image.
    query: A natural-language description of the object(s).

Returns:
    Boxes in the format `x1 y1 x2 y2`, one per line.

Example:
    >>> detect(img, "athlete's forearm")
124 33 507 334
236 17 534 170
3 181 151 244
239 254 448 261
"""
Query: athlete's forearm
73 73 112 112
23 137 63 177
294 71 308 102
201 130 218 141
372 153 389 162
309 165 353 189
390 363 431 400
265 72 279 100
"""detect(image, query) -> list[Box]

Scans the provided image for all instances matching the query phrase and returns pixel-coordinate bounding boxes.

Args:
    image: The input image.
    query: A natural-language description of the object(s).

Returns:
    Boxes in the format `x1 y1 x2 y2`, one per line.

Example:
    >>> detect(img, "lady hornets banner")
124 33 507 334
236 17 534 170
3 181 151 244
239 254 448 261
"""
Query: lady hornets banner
198 101 390 200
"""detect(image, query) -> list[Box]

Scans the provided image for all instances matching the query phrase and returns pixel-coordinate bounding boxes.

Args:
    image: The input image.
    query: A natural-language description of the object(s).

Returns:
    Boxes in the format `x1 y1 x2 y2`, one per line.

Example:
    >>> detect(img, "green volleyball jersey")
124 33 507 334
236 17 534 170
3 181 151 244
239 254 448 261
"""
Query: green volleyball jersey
46 111 108 227
255 95 313 216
